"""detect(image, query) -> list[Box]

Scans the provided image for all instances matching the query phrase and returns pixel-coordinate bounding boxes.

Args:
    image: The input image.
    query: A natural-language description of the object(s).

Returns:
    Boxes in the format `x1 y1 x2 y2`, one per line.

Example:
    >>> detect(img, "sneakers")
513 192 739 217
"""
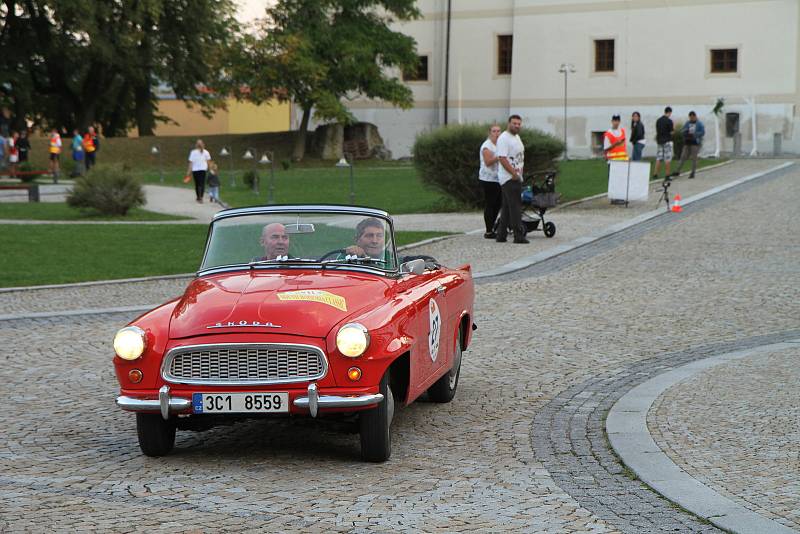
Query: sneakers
513 237 530 244
688 173 695 179
495 237 508 243
484 232 497 239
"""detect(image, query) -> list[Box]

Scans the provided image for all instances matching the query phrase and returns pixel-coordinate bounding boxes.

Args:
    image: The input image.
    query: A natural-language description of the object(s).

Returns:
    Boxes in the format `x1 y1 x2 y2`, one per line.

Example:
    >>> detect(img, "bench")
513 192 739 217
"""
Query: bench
0 184 40 202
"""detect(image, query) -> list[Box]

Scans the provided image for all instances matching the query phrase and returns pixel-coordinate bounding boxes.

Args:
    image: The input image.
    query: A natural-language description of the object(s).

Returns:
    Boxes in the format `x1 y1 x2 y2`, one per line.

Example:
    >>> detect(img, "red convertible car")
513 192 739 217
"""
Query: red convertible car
113 205 475 462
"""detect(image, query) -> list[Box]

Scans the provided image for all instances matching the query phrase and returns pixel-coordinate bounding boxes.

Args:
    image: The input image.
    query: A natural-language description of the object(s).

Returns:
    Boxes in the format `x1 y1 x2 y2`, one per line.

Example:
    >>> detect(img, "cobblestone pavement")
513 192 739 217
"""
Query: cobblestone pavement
406 159 786 272
650 345 800 530
1 162 798 532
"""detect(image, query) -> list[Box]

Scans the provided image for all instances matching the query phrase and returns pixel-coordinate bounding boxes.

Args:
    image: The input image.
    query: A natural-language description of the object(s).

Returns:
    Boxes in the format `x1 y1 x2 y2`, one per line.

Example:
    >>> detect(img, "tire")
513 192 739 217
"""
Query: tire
359 373 394 462
427 325 464 403
543 221 556 238
136 413 176 457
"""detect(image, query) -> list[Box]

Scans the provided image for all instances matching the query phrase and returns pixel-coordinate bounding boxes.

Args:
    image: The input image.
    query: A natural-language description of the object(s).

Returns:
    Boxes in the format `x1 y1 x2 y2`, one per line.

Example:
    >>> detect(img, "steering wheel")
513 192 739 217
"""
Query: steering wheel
318 249 348 262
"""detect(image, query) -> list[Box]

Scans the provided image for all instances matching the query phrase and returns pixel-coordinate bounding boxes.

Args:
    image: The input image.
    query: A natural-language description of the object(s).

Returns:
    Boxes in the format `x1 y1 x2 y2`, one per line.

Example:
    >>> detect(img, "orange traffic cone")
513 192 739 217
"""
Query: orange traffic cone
671 194 683 213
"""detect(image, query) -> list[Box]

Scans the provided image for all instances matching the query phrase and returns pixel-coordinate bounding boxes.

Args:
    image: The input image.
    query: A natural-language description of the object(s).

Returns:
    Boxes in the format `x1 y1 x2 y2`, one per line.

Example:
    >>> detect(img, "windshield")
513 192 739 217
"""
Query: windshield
201 211 397 272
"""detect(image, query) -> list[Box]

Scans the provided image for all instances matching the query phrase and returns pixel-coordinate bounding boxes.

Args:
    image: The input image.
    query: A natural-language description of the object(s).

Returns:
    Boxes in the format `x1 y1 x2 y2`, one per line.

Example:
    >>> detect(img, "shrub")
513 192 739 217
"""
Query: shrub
672 122 685 159
412 124 564 208
242 170 258 188
67 167 145 216
17 162 36 183
280 159 291 171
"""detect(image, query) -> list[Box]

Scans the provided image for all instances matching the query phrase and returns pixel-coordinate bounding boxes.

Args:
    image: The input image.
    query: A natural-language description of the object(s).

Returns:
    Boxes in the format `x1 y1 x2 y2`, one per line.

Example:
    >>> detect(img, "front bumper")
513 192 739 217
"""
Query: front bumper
116 384 384 420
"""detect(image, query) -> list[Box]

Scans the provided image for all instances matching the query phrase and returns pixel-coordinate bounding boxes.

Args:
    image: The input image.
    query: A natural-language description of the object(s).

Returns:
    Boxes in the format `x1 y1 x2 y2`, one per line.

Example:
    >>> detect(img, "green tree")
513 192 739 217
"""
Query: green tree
234 0 420 161
0 0 240 136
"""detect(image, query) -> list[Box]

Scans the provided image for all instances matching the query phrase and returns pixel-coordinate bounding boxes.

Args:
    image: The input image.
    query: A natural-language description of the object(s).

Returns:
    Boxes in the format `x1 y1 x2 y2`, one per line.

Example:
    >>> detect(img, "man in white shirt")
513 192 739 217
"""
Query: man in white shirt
496 115 527 244
186 139 212 203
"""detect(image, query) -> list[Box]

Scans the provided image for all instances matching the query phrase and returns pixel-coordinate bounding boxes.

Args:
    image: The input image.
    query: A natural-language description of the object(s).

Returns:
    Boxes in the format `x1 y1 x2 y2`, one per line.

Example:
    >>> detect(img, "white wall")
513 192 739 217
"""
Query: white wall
310 0 800 158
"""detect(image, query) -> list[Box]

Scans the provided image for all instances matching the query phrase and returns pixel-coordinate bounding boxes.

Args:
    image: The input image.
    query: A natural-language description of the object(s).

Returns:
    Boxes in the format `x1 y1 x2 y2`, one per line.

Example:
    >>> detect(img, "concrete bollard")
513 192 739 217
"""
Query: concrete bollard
28 184 40 202
733 132 742 156
773 133 782 156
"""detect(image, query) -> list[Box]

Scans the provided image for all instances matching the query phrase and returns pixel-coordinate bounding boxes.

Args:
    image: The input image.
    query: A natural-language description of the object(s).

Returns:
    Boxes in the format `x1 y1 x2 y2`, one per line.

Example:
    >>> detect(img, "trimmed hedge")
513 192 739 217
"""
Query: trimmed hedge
67 167 146 216
412 124 564 208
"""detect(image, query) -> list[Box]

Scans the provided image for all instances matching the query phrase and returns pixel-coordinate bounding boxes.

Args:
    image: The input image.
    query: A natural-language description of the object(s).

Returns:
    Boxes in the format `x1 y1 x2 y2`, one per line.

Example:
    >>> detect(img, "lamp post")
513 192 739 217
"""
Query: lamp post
558 63 576 160
259 151 275 204
150 145 163 183
242 148 258 195
335 153 354 204
219 147 235 188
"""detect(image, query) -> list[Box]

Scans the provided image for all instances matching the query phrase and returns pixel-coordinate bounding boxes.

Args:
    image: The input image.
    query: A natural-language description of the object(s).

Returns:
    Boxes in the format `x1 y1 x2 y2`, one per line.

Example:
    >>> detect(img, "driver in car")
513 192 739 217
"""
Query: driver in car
346 217 386 259
258 223 290 260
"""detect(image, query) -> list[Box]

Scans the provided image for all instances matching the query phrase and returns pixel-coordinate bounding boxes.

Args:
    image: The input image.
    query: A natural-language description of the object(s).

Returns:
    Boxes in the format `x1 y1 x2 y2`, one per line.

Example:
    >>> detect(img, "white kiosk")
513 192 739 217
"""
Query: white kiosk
608 161 651 205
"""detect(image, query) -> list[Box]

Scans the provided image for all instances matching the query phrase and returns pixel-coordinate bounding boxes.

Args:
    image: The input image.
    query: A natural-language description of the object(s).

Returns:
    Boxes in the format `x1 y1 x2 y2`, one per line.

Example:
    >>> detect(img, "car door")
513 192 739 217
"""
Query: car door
404 271 451 400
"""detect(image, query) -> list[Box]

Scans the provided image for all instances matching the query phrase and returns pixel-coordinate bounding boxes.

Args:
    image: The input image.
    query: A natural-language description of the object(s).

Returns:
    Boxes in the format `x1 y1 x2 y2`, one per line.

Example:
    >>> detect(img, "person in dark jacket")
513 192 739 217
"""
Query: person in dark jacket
674 111 705 179
17 130 31 163
629 112 645 161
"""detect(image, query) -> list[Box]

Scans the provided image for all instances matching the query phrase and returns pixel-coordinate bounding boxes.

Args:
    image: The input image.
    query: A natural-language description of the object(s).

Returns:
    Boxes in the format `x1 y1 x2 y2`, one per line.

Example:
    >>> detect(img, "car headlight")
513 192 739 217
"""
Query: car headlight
114 326 147 361
336 323 370 357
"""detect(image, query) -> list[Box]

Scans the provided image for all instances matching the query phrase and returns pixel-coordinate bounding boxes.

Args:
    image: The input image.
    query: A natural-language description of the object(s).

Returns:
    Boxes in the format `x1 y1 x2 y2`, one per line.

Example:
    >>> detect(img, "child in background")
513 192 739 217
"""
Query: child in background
207 162 221 204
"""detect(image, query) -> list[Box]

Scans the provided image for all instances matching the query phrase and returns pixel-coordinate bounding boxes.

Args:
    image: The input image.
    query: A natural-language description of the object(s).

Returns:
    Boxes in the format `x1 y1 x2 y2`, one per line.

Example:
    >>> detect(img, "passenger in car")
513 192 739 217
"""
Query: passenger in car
346 217 386 259
259 223 290 260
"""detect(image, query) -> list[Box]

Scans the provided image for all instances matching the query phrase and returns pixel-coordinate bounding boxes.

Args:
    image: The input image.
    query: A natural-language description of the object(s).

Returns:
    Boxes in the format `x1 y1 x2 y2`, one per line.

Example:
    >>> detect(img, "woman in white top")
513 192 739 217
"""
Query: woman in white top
186 139 212 203
479 124 502 238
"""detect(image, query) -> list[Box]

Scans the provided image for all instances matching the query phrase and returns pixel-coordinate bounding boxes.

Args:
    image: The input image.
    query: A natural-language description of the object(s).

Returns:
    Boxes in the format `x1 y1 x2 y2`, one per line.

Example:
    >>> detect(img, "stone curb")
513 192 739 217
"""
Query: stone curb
0 305 157 322
474 161 794 279
607 338 800 534
0 273 195 294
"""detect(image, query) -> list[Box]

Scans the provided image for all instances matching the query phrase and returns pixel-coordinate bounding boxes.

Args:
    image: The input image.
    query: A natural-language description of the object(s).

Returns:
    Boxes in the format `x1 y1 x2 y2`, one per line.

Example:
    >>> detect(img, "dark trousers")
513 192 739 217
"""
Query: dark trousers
85 151 96 170
497 179 524 240
481 180 502 233
676 144 700 176
193 170 207 200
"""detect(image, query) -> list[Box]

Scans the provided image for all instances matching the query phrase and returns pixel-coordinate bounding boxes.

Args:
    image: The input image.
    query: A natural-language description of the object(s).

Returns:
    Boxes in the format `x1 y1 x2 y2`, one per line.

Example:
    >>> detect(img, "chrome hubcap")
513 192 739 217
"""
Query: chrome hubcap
448 341 462 390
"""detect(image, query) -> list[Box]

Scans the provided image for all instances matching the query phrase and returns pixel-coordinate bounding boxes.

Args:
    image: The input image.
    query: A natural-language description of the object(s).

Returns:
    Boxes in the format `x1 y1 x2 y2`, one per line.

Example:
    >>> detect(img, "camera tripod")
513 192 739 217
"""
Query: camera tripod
656 179 672 211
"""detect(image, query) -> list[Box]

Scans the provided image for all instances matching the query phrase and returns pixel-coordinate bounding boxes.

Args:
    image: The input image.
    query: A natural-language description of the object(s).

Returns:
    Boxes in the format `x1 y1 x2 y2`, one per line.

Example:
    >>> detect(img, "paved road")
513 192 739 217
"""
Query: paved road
1 163 798 532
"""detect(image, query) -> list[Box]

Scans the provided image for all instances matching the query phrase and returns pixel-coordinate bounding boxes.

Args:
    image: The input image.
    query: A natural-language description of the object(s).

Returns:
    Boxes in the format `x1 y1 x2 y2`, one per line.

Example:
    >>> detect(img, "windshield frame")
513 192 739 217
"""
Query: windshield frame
197 205 400 277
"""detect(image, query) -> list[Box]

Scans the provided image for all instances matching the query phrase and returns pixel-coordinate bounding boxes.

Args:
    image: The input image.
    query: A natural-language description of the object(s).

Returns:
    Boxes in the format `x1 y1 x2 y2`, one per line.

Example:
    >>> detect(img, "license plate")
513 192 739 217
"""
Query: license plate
192 392 289 414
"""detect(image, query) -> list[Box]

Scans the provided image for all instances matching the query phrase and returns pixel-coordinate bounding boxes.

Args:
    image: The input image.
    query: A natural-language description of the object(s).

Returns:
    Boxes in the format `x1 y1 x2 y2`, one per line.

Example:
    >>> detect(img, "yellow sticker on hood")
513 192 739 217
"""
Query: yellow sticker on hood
277 290 348 312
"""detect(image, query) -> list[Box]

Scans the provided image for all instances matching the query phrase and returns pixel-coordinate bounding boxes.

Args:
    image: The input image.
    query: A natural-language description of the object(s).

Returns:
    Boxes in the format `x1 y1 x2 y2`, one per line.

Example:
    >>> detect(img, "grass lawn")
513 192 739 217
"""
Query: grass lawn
134 165 460 214
0 203 191 221
0 224 451 287
555 158 726 203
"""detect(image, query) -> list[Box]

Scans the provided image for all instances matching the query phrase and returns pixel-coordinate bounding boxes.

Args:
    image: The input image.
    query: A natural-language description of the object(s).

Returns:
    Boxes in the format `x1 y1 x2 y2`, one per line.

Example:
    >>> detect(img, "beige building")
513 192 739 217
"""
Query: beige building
311 0 800 158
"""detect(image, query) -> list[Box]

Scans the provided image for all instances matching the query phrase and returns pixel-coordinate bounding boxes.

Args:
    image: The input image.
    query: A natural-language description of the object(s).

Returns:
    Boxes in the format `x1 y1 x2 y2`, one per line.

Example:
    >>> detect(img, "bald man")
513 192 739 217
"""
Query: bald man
259 223 290 260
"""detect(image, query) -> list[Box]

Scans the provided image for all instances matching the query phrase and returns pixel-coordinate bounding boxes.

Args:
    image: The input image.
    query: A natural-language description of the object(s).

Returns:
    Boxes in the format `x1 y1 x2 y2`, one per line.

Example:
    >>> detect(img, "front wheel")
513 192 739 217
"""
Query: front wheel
543 221 556 238
136 413 176 457
427 324 464 403
359 373 394 462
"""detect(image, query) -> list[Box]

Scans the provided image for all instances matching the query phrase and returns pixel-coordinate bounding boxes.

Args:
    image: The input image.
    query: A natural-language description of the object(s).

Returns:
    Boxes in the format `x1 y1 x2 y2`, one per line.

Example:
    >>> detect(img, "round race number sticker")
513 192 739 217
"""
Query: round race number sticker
428 299 441 362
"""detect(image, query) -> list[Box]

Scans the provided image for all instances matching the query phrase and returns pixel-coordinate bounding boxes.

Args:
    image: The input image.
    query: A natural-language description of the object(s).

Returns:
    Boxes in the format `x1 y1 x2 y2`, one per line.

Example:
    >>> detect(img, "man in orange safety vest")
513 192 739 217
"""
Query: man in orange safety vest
603 115 628 162
48 128 62 180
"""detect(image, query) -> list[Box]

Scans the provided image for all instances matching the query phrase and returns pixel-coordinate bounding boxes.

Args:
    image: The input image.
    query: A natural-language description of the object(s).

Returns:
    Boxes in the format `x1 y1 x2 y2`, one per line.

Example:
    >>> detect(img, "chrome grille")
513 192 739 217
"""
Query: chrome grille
163 344 327 385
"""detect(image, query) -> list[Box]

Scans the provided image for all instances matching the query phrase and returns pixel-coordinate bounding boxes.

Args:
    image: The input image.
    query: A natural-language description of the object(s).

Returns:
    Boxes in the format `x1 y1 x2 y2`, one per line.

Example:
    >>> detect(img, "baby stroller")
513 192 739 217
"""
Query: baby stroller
494 169 560 238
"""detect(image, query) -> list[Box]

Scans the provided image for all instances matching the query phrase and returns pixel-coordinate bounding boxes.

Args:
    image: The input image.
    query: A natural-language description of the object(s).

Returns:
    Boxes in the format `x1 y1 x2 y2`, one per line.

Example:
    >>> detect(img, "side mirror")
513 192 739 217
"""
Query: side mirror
399 258 425 275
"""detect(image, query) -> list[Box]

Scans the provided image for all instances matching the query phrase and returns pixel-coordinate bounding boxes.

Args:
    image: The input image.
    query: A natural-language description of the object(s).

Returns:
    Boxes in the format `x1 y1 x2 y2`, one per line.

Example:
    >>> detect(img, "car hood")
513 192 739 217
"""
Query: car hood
169 270 393 339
